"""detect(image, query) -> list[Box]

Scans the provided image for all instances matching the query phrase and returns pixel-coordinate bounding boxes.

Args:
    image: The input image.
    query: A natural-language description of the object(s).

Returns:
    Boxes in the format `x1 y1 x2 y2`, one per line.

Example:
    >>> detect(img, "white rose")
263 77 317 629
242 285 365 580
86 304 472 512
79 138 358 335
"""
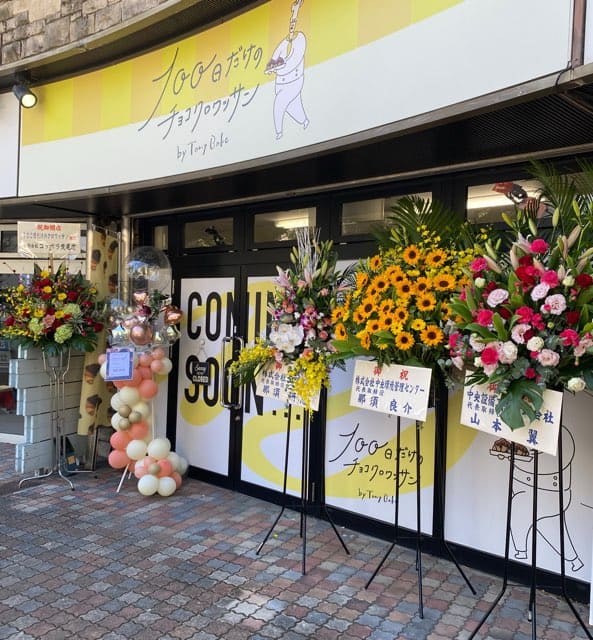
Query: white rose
562 275 575 287
567 377 586 392
474 277 486 289
526 336 544 352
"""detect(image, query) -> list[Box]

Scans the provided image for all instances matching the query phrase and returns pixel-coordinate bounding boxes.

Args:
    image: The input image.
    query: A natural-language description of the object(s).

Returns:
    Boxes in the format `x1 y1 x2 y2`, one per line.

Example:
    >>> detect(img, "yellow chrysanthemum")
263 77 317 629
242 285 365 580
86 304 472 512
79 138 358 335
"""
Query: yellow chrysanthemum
420 325 444 346
395 331 415 351
57 292 67 301
416 292 437 312
402 245 421 265
433 273 456 291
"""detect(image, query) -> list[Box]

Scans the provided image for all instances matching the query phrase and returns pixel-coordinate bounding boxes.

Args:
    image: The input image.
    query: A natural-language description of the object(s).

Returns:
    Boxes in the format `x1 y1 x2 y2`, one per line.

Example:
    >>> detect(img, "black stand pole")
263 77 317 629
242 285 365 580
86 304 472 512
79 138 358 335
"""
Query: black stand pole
257 406 350 574
469 431 592 640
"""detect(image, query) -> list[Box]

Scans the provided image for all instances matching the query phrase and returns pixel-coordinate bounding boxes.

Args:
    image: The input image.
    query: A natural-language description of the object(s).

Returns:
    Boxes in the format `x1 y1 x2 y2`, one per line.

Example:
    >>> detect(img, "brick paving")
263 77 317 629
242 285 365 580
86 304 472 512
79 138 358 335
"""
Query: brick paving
0 442 590 640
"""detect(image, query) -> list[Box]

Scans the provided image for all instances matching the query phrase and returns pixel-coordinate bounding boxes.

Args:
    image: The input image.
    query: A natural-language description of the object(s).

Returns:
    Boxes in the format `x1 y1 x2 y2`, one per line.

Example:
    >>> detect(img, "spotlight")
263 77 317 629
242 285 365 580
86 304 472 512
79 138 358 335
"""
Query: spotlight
12 82 37 108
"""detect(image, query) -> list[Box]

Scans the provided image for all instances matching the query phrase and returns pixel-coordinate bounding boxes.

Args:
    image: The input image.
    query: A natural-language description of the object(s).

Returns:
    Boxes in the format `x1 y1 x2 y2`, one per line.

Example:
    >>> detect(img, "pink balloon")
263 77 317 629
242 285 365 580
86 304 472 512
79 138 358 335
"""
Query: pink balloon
150 359 164 374
151 347 166 360
108 449 131 469
142 455 156 469
139 353 153 367
157 459 173 477
139 378 158 399
139 366 153 380
98 353 107 364
171 471 183 489
110 431 131 451
113 379 127 389
134 460 147 479
129 420 149 440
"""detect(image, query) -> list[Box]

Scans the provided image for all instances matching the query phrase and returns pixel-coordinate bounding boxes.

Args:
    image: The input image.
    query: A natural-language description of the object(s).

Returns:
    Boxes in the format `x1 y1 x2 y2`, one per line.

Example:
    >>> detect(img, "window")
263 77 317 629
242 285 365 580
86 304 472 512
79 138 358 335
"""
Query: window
254 207 316 243
153 225 168 251
184 217 233 249
341 192 432 236
467 180 541 223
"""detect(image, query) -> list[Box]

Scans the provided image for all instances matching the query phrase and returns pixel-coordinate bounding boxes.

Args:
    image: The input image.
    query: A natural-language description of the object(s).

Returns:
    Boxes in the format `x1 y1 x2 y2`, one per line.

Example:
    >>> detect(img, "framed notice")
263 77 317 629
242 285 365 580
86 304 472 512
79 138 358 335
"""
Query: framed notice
460 380 562 456
349 360 432 421
17 221 81 259
255 363 320 411
105 348 134 381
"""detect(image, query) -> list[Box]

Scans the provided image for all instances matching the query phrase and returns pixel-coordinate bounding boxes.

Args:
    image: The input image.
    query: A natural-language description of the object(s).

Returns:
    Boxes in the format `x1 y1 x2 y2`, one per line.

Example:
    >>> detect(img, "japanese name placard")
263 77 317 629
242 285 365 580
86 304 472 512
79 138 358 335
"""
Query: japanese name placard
256 363 320 411
349 360 432 421
460 380 562 456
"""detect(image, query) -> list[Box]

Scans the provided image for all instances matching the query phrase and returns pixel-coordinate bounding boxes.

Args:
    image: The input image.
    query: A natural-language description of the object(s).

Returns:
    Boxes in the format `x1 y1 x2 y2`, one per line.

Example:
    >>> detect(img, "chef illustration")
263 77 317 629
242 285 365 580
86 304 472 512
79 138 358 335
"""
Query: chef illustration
508 427 583 572
266 0 309 139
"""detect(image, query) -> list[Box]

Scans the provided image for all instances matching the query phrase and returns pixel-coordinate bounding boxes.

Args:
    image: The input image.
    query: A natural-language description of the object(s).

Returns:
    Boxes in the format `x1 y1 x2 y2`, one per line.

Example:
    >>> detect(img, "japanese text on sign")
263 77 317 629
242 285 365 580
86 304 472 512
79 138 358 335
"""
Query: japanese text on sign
255 363 320 411
460 379 562 456
349 360 432 421
17 221 81 259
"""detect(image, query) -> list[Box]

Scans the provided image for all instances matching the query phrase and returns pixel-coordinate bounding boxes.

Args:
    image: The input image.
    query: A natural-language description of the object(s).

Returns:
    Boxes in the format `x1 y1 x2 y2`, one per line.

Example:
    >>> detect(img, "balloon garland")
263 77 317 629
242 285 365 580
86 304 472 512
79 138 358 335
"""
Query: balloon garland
98 247 188 496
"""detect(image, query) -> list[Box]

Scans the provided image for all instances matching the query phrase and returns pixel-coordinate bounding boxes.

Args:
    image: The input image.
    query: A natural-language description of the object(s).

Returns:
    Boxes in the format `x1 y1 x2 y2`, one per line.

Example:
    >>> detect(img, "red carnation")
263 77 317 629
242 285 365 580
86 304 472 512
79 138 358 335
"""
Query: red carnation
530 238 548 253
575 273 593 288
4 316 15 326
565 311 580 325
67 291 78 301
480 346 499 366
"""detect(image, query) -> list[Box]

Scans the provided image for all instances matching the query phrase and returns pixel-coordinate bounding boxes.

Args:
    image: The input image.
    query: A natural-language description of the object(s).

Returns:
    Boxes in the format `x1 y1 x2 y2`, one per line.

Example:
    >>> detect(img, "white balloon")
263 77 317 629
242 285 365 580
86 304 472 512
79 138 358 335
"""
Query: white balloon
110 392 123 411
177 456 189 476
119 386 140 406
126 439 148 461
99 362 108 380
132 401 151 420
157 476 177 497
111 413 122 430
167 452 181 473
147 438 171 460
137 474 159 496
160 357 173 375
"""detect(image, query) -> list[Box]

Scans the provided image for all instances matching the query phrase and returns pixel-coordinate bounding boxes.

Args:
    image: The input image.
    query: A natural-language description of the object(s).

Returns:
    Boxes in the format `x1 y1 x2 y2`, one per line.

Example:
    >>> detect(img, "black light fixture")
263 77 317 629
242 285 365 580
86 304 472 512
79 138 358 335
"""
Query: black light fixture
12 73 37 108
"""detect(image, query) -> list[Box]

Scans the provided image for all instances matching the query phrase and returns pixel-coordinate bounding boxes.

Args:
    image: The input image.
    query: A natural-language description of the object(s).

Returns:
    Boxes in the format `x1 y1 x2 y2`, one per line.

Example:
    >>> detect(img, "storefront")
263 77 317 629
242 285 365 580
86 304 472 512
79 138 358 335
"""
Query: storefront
2 0 593 598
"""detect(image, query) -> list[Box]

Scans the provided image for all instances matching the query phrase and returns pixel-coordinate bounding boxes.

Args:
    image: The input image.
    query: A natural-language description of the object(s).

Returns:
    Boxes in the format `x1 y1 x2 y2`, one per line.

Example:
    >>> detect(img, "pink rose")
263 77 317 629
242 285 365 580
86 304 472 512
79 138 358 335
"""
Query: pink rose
543 293 566 315
536 349 560 367
486 288 509 308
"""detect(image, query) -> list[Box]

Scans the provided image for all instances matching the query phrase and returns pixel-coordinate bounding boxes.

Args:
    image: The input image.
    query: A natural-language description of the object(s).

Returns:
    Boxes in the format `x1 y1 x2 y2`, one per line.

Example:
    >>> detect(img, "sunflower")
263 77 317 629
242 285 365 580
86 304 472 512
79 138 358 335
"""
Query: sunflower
420 324 444 346
379 314 396 331
395 278 414 298
369 255 383 271
414 276 432 295
355 272 369 292
402 244 421 265
388 266 407 285
440 302 452 321
334 322 348 340
395 331 415 351
410 318 426 332
371 274 390 292
358 296 377 319
352 308 366 324
331 306 348 323
433 272 456 291
379 299 395 316
357 331 371 349
393 306 409 325
425 248 448 268
365 318 381 334
416 292 437 312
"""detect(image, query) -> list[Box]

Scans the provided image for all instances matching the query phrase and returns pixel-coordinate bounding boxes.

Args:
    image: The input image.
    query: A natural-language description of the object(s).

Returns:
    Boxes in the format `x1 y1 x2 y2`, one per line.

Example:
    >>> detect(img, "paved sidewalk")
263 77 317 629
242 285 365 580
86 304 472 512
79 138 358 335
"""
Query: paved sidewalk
0 442 590 640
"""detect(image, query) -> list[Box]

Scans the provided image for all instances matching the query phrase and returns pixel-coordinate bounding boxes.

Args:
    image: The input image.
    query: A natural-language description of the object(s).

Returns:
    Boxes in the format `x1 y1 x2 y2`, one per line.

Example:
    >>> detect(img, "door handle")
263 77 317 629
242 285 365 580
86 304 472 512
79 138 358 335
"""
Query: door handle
220 336 244 410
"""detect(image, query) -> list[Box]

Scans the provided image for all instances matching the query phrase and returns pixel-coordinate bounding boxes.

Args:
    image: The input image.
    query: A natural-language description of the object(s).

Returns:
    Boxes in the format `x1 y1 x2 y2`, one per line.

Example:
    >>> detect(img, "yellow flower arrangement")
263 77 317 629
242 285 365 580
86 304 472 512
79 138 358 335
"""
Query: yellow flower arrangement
332 196 486 371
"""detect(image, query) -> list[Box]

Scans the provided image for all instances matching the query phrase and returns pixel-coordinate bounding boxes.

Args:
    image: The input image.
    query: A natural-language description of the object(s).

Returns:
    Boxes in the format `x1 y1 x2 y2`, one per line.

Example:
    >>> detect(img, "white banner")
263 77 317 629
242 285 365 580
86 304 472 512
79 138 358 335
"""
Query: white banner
460 381 562 456
350 360 432 422
17 221 81 259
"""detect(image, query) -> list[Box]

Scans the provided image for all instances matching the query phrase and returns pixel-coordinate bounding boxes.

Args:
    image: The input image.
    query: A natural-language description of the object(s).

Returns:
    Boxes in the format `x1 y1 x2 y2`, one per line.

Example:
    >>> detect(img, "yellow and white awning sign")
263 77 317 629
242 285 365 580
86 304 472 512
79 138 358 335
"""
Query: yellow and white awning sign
19 0 572 195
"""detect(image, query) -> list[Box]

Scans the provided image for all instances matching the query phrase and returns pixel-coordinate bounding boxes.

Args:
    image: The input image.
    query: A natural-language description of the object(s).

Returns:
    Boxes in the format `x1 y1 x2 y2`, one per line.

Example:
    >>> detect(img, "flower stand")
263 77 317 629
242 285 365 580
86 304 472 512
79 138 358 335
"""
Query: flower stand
469 432 592 639
256 404 350 575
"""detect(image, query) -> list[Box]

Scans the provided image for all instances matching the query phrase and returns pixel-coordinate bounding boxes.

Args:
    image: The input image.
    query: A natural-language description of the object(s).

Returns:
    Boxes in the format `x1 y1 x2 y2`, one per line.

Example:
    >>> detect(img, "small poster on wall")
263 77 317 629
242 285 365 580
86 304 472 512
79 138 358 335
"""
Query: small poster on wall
17 221 81 259
349 359 432 421
460 380 562 456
